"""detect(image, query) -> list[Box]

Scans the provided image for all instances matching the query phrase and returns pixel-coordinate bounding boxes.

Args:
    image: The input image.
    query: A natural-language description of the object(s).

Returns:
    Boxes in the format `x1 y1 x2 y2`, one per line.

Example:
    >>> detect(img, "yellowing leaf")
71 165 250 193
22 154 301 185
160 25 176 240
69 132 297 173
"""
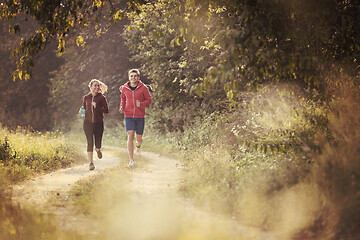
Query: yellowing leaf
57 38 65 56
227 90 234 100
94 0 102 8
68 20 74 27
170 38 175 48
76 36 85 48
114 10 123 20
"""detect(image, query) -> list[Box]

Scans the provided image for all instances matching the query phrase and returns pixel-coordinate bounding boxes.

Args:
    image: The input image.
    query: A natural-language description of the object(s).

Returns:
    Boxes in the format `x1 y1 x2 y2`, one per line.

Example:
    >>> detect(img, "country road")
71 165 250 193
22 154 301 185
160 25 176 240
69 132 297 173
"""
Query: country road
11 146 275 240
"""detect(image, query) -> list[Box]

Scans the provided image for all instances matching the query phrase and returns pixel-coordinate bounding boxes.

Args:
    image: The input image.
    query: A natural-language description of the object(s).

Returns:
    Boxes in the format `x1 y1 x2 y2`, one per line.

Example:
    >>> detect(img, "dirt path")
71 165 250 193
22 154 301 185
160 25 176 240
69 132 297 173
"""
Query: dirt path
11 147 121 207
12 146 275 240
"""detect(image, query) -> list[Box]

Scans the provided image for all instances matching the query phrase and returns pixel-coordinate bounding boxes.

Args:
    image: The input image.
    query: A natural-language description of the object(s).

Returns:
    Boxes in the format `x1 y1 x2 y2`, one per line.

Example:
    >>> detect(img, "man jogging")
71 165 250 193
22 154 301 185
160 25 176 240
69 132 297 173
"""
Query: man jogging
119 69 152 167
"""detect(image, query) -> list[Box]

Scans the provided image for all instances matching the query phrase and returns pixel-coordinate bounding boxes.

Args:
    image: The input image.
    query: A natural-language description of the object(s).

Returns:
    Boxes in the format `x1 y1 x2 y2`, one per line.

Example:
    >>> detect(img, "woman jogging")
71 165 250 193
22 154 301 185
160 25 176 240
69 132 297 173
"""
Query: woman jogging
80 79 109 170
119 69 152 167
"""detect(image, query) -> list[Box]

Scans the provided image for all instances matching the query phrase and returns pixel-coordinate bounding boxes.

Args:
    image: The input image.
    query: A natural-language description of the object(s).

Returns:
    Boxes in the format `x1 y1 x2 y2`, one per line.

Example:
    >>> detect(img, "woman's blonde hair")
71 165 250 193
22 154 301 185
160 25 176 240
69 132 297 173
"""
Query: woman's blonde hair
88 79 108 93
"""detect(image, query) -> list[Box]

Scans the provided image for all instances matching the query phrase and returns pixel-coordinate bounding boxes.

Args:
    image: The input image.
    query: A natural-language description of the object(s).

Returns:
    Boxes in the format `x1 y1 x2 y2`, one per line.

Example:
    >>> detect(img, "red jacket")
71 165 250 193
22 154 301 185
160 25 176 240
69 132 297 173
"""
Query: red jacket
83 92 109 123
120 81 152 118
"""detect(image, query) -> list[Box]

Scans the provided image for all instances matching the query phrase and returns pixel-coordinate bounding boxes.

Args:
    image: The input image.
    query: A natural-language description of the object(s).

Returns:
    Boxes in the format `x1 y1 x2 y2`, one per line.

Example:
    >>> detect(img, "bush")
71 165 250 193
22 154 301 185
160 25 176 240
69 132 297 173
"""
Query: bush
0 137 14 163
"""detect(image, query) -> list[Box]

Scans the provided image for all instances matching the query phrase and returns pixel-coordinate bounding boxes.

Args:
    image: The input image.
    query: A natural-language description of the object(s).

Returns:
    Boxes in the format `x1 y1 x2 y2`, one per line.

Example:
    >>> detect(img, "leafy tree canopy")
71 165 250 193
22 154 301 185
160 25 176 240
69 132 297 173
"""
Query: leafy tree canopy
2 0 359 107
0 0 147 80
124 0 360 103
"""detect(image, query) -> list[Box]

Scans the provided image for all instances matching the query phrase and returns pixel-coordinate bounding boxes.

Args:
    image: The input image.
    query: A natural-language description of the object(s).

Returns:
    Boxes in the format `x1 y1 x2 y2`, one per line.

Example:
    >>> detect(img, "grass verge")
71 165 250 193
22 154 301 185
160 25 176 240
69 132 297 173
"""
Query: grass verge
0 127 86 186
0 126 87 240
175 81 360 239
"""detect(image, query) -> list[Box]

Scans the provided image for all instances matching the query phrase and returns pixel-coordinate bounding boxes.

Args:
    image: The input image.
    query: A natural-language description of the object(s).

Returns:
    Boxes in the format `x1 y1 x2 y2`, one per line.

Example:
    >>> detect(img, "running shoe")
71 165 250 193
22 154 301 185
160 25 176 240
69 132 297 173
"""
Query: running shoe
96 150 102 159
89 162 95 171
136 145 141 154
128 159 135 167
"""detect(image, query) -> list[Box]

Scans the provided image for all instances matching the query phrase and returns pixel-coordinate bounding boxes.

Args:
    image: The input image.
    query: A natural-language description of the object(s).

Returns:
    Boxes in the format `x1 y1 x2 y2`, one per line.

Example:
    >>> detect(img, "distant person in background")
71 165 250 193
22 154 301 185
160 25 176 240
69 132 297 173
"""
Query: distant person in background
119 69 152 167
80 79 109 170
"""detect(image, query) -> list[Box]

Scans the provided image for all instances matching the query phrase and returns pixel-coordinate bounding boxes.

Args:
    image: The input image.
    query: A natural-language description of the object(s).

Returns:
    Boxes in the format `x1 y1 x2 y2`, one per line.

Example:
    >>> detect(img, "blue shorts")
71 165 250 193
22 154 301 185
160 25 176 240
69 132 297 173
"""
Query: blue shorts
125 117 145 135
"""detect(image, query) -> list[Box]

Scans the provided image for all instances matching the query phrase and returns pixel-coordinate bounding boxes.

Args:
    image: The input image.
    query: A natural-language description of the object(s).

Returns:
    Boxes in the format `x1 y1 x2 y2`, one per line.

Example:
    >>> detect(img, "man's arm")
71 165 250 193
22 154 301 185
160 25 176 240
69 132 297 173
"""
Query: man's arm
141 86 152 107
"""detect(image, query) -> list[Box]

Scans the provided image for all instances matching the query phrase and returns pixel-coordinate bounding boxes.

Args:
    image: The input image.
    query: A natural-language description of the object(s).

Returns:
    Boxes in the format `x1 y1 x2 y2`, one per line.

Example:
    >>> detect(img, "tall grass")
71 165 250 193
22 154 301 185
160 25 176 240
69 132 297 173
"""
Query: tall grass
307 81 360 239
0 126 86 240
172 77 360 239
0 127 86 184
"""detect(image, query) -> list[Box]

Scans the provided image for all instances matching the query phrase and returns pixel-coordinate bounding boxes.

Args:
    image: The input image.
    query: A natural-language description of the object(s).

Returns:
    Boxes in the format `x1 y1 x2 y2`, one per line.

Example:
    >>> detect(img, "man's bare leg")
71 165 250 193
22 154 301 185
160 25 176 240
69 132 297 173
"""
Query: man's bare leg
135 134 143 154
127 130 135 166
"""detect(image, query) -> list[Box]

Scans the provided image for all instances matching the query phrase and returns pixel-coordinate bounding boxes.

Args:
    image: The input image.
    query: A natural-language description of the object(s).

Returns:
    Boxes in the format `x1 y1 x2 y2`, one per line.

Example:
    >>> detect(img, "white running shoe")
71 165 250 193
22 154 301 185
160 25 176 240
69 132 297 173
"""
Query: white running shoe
128 159 135 167
136 145 141 154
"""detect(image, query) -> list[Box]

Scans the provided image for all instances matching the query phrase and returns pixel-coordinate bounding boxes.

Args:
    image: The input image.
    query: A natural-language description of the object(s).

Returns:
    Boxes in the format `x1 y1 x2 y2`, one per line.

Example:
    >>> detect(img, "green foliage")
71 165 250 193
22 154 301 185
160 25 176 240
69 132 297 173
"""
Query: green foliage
229 84 329 157
176 83 319 185
124 0 360 106
0 137 13 162
0 126 87 240
0 127 85 183
176 75 360 238
201 0 360 98
121 0 360 138
175 110 227 151
0 0 145 80
180 147 241 213
123 0 221 95
123 0 229 131
2 0 359 132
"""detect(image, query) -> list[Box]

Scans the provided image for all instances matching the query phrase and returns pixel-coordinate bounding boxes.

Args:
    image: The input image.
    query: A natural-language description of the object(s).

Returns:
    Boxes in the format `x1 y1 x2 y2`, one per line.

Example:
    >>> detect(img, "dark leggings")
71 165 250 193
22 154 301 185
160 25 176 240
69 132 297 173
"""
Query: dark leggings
83 120 104 152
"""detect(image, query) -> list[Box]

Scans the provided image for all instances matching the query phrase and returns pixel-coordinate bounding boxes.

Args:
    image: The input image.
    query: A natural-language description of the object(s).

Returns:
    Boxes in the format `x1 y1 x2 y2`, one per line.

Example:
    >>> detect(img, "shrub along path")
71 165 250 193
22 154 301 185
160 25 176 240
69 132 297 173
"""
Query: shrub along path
11 146 275 240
